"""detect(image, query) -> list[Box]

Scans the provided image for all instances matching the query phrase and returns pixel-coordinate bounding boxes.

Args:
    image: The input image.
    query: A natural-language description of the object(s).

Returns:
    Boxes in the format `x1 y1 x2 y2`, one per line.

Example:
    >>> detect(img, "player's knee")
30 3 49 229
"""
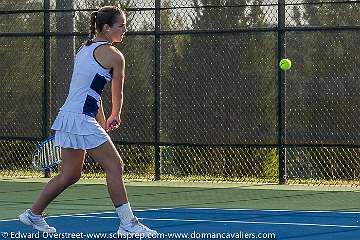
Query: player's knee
105 156 124 176
113 156 124 175
61 173 81 186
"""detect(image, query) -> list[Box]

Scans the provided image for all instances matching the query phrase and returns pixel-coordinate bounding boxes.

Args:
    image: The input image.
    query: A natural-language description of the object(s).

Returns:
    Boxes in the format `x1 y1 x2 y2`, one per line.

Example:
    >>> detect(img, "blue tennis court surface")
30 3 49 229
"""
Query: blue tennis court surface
1 208 360 239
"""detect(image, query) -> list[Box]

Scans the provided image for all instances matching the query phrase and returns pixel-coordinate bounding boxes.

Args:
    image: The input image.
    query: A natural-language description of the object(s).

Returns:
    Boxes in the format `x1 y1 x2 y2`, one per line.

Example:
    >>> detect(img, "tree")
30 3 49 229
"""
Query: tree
0 0 44 138
161 0 278 180
285 1 360 181
51 0 75 124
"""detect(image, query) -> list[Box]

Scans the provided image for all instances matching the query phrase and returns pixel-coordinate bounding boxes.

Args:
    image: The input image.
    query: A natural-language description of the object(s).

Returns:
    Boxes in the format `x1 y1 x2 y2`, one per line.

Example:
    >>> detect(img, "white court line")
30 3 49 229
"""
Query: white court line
6 214 358 229
2 207 360 228
0 208 170 222
140 218 360 229
174 207 360 214
2 207 359 222
0 211 116 222
69 207 360 214
73 216 360 229
0 209 159 222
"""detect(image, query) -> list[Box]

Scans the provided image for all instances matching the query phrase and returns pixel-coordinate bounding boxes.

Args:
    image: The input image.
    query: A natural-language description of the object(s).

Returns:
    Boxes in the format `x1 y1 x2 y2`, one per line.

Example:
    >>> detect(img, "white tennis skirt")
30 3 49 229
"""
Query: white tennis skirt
51 110 110 150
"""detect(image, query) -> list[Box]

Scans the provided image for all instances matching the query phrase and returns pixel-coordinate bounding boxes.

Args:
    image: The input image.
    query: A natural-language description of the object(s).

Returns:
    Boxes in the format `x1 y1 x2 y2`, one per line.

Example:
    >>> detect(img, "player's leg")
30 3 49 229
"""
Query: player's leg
31 148 85 214
19 148 85 233
87 140 157 236
87 140 128 206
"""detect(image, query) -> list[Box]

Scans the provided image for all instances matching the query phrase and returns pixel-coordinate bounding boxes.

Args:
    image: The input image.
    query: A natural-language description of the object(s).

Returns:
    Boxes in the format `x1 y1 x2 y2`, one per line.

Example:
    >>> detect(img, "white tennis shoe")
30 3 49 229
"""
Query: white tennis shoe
117 217 157 237
19 209 56 233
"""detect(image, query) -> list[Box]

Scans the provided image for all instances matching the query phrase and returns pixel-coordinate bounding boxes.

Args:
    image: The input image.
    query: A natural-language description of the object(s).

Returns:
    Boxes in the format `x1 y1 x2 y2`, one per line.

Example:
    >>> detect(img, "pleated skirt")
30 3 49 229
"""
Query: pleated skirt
51 110 110 150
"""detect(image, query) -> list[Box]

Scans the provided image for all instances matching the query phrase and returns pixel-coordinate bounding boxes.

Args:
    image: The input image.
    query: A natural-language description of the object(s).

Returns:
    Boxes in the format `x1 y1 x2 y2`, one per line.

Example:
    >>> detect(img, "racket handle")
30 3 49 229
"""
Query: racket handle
106 119 120 132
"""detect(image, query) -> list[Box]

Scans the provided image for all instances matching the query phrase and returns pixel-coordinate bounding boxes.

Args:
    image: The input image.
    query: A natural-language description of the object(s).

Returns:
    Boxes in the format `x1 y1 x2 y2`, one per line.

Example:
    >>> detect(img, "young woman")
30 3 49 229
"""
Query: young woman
19 6 157 236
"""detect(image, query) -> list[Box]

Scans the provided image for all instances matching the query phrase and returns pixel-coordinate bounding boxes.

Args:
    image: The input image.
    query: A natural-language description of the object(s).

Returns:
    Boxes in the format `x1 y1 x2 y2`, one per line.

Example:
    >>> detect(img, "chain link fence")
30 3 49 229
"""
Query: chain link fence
1 0 360 185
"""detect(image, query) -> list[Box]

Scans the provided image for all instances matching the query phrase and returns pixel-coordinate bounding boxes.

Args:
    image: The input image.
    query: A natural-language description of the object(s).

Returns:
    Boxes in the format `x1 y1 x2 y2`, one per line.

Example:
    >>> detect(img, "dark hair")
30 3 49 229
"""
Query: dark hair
85 6 123 46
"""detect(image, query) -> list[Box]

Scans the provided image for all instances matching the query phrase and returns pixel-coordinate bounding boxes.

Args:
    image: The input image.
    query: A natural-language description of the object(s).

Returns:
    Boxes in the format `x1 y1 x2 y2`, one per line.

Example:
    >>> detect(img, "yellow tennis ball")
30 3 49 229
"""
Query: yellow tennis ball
279 58 292 71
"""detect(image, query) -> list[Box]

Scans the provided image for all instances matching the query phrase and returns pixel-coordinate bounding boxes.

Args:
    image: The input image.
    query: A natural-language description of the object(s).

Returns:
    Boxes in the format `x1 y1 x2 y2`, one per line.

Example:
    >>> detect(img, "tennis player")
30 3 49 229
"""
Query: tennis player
19 6 157 236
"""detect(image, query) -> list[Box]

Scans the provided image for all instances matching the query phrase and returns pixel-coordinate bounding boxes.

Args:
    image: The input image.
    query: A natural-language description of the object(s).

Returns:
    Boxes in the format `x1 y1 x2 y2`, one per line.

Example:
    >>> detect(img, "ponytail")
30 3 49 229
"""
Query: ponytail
85 11 97 46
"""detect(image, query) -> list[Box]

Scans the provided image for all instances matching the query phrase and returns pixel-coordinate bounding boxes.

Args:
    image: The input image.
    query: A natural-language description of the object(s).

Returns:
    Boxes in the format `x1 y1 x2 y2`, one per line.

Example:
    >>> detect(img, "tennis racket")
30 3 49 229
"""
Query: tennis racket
33 121 118 174
32 136 61 173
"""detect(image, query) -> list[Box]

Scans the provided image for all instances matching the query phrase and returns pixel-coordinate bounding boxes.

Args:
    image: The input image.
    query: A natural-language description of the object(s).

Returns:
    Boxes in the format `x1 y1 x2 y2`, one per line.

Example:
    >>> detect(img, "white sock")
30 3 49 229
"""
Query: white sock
116 203 135 224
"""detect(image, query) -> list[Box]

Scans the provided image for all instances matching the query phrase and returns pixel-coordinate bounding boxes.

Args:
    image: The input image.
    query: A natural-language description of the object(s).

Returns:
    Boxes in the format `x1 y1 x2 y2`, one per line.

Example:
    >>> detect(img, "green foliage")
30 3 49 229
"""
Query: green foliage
160 0 278 179
261 148 278 179
0 0 44 137
285 1 360 180
0 140 36 171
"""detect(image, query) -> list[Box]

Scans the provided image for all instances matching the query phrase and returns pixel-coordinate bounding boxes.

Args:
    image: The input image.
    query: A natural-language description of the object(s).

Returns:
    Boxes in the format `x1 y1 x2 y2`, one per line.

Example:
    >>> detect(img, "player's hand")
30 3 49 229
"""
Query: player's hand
105 115 121 132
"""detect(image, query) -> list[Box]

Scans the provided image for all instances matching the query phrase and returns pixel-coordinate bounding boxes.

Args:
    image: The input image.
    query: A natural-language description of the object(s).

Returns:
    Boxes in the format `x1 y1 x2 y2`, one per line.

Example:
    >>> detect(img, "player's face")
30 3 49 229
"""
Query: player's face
109 13 127 43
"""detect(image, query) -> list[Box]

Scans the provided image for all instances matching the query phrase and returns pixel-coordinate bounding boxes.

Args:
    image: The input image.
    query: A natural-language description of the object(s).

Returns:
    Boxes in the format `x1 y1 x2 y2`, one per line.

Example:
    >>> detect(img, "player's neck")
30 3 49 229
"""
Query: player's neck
94 33 112 43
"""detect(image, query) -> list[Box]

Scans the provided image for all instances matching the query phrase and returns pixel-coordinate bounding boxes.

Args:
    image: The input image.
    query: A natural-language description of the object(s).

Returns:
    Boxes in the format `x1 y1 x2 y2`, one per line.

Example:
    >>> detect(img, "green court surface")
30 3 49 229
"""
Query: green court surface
1 178 360 220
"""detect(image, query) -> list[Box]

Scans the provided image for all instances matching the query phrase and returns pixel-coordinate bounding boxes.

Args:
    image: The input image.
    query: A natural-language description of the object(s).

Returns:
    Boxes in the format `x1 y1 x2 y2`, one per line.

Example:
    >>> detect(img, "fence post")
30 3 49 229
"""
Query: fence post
43 0 51 178
154 0 161 180
277 0 287 184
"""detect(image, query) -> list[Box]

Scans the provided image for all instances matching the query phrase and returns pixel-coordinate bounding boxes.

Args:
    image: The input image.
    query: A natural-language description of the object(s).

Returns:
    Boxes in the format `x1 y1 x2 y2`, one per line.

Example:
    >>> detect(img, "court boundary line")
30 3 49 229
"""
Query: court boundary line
142 217 360 229
3 214 360 229
176 207 360 214
39 215 360 229
1 207 360 223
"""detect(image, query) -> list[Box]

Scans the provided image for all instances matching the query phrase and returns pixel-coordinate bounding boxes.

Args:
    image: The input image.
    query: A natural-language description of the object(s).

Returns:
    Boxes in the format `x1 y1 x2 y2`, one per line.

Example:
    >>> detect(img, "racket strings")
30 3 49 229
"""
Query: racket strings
33 137 61 172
